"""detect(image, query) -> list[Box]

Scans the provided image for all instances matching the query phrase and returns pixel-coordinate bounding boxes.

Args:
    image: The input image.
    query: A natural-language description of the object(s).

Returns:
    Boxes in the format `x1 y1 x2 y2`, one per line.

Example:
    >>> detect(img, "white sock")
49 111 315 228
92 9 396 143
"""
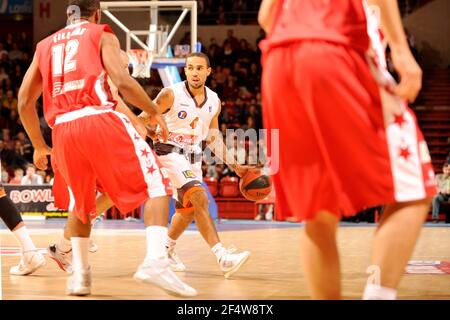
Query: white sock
145 226 168 262
57 235 72 253
13 226 36 252
71 237 90 272
363 284 397 300
165 235 177 249
211 243 226 261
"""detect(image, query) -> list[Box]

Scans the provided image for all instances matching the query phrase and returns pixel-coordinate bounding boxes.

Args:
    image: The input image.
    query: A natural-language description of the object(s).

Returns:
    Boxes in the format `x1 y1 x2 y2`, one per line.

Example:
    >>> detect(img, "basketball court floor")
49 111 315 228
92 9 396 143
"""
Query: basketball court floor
1 219 449 300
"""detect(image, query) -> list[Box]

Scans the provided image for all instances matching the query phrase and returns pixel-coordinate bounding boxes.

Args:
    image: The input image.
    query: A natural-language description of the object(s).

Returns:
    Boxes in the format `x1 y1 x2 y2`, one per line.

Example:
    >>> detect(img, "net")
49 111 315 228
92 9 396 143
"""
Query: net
127 49 154 78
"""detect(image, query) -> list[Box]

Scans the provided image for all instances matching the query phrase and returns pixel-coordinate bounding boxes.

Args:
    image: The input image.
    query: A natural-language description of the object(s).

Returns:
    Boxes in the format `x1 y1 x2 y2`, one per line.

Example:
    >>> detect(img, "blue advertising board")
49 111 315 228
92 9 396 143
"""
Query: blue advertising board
0 0 32 15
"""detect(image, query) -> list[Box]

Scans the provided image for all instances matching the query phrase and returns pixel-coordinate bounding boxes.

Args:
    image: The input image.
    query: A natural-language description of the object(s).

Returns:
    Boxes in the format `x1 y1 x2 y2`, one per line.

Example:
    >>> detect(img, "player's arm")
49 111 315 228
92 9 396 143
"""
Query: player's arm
108 79 147 138
366 0 422 102
138 88 174 139
100 32 168 140
258 0 278 33
138 87 174 122
206 101 248 178
17 53 51 170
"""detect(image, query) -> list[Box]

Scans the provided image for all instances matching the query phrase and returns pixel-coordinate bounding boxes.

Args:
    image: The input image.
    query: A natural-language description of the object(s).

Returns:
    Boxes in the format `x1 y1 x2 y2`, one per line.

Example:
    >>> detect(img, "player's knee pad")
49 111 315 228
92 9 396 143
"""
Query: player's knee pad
177 180 207 209
174 201 195 221
0 193 23 231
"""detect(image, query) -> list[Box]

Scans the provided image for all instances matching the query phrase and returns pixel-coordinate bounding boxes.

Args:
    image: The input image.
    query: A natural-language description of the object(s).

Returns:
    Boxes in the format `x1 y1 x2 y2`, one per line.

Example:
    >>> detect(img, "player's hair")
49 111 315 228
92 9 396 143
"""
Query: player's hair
68 0 100 18
186 52 211 68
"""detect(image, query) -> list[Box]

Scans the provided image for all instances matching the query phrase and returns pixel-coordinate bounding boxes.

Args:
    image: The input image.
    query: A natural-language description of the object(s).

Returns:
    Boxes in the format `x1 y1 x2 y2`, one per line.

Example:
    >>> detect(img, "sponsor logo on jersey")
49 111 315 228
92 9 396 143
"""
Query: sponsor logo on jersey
178 110 187 119
182 170 196 179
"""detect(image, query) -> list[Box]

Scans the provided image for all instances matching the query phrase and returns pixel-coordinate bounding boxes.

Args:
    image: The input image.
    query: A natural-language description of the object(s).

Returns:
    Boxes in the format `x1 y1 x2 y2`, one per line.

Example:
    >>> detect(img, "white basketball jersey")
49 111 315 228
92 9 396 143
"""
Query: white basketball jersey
159 81 220 149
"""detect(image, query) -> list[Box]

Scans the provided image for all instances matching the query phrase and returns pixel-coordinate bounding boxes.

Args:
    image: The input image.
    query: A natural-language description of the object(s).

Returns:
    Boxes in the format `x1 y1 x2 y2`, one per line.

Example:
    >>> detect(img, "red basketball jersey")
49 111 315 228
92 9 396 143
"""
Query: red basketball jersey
35 21 116 127
261 0 370 52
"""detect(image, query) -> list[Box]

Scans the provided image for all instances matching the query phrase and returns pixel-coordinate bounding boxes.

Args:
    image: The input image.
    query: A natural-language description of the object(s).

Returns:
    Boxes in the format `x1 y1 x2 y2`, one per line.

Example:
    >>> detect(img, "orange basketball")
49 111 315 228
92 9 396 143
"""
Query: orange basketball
239 169 272 201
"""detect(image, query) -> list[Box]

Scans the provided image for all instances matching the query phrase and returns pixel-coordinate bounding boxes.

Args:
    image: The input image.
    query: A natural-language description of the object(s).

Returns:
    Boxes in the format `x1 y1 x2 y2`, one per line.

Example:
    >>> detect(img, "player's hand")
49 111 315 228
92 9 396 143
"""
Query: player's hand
391 45 422 103
232 164 254 178
149 114 169 142
33 145 52 170
145 126 158 141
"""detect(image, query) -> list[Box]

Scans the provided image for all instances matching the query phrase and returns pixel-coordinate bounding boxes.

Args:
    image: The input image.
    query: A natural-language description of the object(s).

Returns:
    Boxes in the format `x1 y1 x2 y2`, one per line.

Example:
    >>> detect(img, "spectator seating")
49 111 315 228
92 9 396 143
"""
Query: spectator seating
204 177 219 197
219 176 240 197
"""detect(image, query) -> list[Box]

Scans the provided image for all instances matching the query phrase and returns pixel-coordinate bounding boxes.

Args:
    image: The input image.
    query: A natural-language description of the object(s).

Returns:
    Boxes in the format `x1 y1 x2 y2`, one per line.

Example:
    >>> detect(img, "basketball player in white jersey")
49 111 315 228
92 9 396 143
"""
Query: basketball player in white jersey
141 52 251 278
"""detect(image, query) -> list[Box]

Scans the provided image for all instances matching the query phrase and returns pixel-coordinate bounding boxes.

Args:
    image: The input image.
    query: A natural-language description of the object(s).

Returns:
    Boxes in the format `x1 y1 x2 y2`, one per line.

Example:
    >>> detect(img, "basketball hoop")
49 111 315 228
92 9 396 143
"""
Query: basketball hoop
127 49 154 78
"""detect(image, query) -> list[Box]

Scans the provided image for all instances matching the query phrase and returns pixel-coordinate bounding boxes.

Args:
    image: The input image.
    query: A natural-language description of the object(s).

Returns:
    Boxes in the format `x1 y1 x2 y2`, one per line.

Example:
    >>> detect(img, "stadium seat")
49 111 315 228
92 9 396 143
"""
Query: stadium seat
204 177 219 197
219 176 240 197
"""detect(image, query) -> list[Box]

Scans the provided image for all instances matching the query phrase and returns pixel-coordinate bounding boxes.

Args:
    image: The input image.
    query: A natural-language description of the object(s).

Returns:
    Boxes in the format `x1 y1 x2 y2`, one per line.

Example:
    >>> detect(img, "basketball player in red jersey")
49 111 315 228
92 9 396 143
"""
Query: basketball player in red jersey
17 0 196 297
259 0 436 299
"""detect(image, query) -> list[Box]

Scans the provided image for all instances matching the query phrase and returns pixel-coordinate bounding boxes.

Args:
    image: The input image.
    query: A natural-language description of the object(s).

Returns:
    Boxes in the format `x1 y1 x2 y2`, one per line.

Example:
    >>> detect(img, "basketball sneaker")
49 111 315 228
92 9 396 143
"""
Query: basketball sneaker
89 238 98 253
167 246 186 272
66 267 91 296
9 250 46 276
218 247 251 279
133 258 197 297
47 244 73 273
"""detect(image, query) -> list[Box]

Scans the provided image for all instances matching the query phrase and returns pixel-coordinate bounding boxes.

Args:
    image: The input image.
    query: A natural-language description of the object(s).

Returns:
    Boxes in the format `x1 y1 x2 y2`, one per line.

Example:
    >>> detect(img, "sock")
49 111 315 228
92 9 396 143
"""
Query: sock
145 226 168 262
165 236 177 249
13 226 36 252
211 243 226 261
71 237 90 272
57 235 72 253
363 284 397 300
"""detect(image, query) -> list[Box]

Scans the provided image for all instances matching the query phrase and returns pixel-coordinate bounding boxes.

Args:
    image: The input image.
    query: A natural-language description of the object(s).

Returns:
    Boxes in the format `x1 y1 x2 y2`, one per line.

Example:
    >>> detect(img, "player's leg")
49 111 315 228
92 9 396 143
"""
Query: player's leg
299 211 341 299
52 122 98 296
179 185 250 278
363 199 430 300
134 193 197 297
165 204 194 271
91 112 197 297
160 152 250 277
65 210 92 296
0 186 46 275
48 193 114 273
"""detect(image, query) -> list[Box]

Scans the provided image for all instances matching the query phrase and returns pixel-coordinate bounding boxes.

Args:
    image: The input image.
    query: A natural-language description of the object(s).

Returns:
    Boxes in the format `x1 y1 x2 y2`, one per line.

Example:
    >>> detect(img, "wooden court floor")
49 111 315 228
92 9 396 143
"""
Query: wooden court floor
1 226 449 300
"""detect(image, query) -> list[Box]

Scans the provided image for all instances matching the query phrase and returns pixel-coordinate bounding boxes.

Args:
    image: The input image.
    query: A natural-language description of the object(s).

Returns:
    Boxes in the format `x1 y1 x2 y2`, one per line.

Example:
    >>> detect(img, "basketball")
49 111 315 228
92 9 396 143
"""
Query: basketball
239 169 272 201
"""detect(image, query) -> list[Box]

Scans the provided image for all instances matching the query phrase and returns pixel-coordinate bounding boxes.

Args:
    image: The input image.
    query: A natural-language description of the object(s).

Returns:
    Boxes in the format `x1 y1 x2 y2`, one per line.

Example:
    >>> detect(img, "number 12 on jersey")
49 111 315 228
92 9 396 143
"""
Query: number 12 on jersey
52 39 79 76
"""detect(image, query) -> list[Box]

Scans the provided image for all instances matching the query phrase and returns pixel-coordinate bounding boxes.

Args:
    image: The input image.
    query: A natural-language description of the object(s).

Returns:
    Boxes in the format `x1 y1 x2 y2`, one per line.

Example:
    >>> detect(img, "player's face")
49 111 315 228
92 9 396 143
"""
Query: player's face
184 57 211 89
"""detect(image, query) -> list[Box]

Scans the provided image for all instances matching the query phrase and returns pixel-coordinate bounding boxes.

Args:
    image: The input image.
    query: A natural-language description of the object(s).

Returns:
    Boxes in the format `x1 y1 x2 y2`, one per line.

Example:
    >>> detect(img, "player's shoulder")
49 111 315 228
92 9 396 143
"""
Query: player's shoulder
167 81 186 96
168 81 184 91
205 85 219 100
36 31 56 49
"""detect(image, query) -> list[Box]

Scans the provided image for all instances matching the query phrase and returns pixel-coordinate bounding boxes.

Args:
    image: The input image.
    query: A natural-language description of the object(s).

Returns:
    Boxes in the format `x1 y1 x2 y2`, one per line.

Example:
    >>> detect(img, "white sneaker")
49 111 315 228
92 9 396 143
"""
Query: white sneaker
66 268 91 296
133 259 197 297
9 250 46 276
47 244 73 273
219 248 251 279
89 238 98 253
167 246 186 272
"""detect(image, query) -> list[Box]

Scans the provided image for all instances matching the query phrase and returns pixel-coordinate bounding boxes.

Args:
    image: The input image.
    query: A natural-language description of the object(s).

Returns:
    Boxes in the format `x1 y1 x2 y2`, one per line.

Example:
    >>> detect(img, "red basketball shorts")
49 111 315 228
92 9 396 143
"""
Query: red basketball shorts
262 41 437 221
51 107 172 223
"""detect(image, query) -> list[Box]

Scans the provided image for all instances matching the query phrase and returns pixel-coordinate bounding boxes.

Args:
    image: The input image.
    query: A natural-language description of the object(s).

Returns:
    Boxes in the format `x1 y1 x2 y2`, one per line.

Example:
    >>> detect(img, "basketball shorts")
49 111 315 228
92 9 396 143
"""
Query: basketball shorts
262 41 437 221
156 150 204 213
52 107 172 223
